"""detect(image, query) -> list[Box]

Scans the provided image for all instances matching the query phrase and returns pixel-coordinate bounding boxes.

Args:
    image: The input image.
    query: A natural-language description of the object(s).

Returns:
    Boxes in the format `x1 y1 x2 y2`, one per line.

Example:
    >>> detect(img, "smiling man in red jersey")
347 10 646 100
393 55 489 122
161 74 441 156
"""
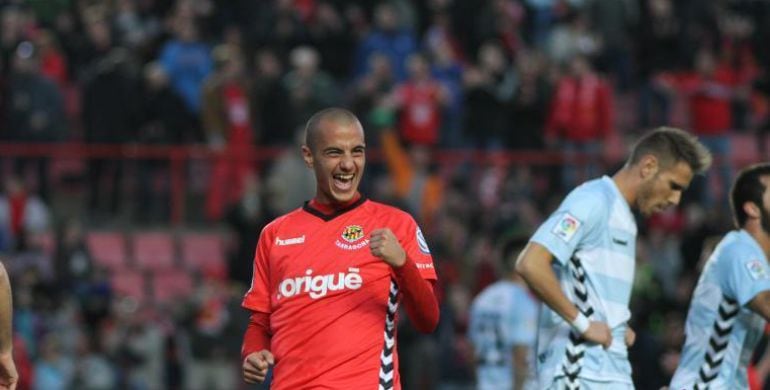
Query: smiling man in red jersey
241 108 439 389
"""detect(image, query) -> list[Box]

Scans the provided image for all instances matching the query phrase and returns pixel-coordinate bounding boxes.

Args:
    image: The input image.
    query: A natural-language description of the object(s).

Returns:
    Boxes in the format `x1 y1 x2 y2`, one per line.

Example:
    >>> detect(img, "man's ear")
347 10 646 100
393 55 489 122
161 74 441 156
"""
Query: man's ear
639 154 659 180
301 145 314 169
744 201 761 220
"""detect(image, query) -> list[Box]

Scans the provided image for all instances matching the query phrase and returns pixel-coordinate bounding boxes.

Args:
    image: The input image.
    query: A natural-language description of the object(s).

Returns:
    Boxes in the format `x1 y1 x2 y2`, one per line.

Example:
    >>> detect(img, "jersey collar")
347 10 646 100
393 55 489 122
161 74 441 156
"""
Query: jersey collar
303 195 367 221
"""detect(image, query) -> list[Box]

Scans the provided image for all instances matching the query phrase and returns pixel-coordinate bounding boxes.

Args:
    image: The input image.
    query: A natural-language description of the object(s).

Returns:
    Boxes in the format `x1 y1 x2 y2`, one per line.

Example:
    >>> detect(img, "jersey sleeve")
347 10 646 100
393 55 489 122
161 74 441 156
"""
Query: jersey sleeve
719 244 770 306
400 215 437 281
529 189 603 265
506 291 538 347
242 225 274 313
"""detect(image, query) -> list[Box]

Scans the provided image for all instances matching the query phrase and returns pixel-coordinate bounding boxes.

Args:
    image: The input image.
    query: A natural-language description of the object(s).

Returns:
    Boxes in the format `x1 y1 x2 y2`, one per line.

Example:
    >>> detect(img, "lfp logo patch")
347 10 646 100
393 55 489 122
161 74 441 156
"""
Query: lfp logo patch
416 227 431 254
342 225 364 243
746 260 769 280
552 213 582 243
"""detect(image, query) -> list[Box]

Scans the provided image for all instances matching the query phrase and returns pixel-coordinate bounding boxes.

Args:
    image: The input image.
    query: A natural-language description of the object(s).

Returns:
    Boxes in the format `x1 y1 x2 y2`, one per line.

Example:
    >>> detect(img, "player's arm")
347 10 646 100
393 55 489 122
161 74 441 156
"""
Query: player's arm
748 290 770 321
371 228 439 333
0 262 16 390
515 242 611 348
241 225 276 384
242 311 274 384
512 345 529 390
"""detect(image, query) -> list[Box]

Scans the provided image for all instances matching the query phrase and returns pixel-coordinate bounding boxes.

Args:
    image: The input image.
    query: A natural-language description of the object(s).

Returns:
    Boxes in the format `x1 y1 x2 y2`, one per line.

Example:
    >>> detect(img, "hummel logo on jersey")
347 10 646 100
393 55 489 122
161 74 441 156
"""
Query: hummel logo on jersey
277 268 363 299
612 237 628 246
276 235 305 246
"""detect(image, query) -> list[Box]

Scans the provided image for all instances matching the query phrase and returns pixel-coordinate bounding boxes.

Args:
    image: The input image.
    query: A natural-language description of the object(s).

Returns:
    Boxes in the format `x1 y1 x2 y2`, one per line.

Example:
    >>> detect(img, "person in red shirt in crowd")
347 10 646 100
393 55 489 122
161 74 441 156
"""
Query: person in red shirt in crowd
240 108 439 389
545 54 613 191
390 53 448 147
675 48 746 207
202 44 256 221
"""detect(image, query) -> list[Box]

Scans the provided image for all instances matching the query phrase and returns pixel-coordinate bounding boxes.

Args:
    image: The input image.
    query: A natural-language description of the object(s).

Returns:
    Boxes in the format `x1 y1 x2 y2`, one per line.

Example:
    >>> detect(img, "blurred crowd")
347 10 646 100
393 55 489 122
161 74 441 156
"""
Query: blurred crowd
1 0 770 388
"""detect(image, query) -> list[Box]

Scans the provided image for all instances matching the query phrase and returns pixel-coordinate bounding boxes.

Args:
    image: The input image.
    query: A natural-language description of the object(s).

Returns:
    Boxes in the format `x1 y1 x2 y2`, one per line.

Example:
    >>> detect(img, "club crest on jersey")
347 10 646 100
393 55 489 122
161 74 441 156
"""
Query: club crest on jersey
341 225 364 243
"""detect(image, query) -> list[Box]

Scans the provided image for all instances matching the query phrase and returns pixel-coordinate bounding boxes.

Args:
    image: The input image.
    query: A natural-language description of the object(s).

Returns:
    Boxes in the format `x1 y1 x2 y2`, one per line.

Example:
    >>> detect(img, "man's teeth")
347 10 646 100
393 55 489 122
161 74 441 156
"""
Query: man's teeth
335 174 354 181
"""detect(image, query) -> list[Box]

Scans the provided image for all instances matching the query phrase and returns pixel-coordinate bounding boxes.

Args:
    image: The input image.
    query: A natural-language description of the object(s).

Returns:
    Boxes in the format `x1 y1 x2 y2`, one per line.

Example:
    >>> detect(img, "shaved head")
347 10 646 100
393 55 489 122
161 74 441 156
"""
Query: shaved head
304 108 361 152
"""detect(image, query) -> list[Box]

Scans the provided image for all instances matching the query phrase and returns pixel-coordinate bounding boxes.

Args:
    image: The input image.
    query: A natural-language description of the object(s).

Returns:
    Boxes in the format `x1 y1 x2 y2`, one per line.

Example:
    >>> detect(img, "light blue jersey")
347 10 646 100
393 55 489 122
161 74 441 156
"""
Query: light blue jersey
670 230 770 389
530 176 637 388
468 281 538 390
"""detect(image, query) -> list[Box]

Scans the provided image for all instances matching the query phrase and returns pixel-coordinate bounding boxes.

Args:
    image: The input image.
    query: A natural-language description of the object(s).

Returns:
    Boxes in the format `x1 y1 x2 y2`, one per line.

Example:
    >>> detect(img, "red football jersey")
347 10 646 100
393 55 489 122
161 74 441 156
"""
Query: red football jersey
242 197 437 389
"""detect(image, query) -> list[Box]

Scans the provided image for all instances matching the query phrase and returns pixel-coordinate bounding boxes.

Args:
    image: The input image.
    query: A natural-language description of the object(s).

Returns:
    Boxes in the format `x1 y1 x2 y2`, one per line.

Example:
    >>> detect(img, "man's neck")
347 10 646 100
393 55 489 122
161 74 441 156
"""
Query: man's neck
309 193 362 215
612 167 637 208
747 224 770 258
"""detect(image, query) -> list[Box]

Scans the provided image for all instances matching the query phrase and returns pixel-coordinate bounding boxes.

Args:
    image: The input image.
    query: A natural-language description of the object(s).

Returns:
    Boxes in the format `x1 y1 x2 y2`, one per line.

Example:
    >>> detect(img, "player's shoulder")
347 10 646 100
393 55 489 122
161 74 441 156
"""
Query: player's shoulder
559 178 611 216
262 207 307 233
717 230 763 262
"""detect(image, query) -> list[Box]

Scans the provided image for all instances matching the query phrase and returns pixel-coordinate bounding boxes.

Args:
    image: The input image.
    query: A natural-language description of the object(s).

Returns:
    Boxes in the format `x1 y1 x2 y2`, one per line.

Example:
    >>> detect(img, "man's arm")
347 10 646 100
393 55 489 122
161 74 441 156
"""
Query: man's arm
371 228 439 333
512 345 529 390
748 290 770 320
242 311 274 384
0 262 17 389
515 242 611 347
393 259 439 332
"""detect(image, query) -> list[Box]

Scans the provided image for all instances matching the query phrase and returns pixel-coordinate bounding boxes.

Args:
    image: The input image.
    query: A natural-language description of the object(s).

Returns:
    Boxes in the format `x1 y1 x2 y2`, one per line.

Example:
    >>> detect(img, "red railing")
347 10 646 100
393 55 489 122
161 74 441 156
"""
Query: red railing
0 142 753 224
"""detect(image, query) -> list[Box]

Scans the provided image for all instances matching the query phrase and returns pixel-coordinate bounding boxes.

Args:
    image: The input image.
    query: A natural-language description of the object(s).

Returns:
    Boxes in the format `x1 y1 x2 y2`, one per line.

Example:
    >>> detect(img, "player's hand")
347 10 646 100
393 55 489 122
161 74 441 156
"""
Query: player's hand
582 321 612 349
370 228 406 267
243 350 274 384
0 351 18 390
625 326 636 347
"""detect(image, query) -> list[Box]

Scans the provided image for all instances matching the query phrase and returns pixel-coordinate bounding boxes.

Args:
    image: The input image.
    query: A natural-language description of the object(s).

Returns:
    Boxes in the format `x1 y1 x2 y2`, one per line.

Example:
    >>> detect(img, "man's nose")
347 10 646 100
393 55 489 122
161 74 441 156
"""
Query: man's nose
669 190 682 206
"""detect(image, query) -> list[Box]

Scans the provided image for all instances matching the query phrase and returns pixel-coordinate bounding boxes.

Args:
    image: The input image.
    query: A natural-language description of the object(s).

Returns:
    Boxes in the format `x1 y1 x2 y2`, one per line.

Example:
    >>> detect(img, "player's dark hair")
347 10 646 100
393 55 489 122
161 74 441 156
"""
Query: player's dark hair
627 127 712 175
500 235 530 274
304 108 360 152
731 163 770 228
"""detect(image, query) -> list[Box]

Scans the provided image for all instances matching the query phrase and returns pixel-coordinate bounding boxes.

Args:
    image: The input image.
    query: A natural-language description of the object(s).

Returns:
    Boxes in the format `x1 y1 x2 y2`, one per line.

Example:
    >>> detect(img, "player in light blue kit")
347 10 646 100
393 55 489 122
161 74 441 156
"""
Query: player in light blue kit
670 164 770 389
469 237 538 390
516 127 712 390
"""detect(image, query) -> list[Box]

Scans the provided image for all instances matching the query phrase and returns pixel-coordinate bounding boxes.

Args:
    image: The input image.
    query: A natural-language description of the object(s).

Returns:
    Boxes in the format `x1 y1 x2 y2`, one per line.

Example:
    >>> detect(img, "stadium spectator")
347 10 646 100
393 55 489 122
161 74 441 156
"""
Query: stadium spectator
82 48 141 219
263 131 315 217
135 62 199 223
202 44 256 221
506 51 550 150
351 52 396 138
545 54 613 191
283 46 338 130
5 41 66 203
463 41 516 150
250 49 295 146
678 48 743 207
516 128 711 389
354 2 417 82
158 15 212 115
241 108 439 389
0 176 50 253
390 53 448 147
226 174 274 286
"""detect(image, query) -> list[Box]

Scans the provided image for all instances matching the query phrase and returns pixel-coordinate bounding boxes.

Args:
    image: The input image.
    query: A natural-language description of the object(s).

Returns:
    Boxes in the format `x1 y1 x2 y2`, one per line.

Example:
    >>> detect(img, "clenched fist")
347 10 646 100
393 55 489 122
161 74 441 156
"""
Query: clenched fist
370 228 406 267
243 350 274 384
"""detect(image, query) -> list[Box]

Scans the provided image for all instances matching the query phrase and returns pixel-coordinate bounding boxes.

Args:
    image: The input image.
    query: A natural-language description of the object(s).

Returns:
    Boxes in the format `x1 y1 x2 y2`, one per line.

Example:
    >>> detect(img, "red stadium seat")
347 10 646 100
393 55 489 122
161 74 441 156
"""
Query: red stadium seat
110 270 147 303
133 232 176 271
87 232 128 271
180 233 227 279
152 270 194 303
